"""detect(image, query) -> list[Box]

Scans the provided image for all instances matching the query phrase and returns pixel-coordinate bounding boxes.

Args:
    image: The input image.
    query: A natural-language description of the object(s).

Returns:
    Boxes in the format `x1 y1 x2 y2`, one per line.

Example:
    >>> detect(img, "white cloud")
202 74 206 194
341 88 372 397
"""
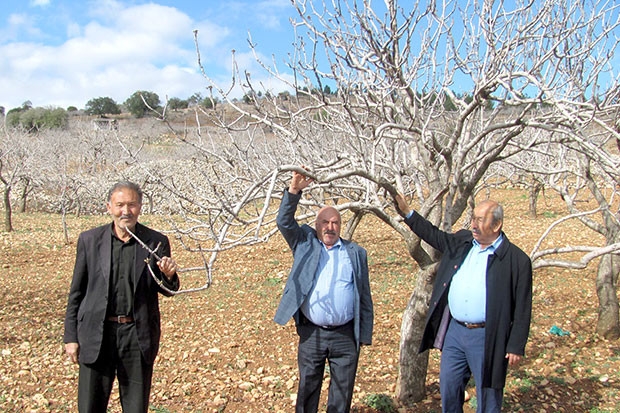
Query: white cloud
0 1 296 110
1 2 203 108
66 21 81 38
1 13 42 41
30 0 51 7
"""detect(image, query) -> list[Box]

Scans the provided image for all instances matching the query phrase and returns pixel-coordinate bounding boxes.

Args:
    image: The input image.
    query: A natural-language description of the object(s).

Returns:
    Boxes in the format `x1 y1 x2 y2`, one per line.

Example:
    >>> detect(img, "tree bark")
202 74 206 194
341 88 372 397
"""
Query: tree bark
343 210 364 240
3 186 13 232
528 182 542 217
397 263 437 404
596 252 620 339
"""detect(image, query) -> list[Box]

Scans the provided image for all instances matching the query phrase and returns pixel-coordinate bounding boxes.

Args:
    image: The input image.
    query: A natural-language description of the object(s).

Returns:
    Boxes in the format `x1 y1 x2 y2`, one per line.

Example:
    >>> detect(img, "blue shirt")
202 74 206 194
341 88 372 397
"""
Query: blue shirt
448 234 503 323
301 239 355 327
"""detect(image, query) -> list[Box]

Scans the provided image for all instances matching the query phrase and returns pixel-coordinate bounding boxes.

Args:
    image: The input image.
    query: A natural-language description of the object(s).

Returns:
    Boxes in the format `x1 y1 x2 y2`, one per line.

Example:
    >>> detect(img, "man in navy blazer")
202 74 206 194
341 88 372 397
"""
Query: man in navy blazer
394 194 532 413
274 169 374 413
64 181 180 412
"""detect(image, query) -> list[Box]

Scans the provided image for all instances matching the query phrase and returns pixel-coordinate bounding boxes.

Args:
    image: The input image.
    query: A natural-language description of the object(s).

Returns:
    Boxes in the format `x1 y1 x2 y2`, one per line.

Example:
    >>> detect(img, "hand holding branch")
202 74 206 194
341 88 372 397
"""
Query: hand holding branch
393 193 411 217
288 167 313 194
157 256 178 280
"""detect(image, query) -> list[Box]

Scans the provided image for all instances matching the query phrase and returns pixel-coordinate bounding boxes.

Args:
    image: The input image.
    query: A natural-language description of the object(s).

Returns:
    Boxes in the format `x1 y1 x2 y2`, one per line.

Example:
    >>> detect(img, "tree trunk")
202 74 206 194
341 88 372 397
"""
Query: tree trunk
19 178 30 213
397 263 437 405
528 182 542 217
3 186 13 232
596 252 620 339
343 210 364 240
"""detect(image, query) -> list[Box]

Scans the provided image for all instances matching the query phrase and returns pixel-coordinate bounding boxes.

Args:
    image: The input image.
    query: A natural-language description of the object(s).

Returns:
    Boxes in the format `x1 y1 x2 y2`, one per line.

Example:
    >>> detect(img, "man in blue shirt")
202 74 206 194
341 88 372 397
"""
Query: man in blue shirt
274 170 374 413
394 194 532 413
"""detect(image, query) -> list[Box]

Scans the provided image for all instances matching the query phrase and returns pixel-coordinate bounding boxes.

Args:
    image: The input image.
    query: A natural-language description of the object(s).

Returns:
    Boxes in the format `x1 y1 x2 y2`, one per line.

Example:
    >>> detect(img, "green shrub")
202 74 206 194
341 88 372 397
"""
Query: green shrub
364 393 396 413
6 106 67 131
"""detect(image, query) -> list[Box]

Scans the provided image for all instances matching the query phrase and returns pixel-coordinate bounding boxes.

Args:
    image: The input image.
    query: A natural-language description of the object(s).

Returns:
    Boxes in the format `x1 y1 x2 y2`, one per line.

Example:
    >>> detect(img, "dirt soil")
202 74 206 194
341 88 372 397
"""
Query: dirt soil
1 189 619 412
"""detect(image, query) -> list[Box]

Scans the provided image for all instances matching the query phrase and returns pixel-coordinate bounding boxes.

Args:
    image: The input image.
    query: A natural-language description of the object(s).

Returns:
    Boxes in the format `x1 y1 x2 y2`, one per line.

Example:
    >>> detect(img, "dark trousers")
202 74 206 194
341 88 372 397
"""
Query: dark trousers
439 319 503 413
78 322 153 413
295 319 359 413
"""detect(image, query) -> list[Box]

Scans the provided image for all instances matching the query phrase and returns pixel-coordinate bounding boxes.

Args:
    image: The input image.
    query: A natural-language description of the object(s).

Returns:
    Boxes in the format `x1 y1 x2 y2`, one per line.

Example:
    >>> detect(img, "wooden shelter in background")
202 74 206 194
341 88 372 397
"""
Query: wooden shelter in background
92 118 118 131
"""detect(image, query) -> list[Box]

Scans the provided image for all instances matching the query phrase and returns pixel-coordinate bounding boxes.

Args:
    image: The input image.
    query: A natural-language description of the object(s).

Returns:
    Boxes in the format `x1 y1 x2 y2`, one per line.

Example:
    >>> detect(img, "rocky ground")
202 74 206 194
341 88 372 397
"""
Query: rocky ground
1 189 619 412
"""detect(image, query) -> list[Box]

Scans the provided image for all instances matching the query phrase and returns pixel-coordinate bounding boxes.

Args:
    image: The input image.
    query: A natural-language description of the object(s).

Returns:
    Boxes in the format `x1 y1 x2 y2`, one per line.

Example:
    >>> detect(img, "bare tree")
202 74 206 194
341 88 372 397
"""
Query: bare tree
532 120 620 339
170 0 620 404
105 0 620 405
0 126 38 232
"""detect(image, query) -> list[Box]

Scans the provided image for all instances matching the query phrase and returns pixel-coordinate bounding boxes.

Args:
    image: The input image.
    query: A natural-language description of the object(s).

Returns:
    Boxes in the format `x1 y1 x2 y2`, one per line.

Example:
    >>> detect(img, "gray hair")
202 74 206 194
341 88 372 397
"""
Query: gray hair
107 181 143 204
491 203 504 228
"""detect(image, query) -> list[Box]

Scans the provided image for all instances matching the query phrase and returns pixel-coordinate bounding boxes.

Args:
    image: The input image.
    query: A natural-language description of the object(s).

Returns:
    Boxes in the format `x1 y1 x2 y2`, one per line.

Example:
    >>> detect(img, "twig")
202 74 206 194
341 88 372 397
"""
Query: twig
124 226 213 295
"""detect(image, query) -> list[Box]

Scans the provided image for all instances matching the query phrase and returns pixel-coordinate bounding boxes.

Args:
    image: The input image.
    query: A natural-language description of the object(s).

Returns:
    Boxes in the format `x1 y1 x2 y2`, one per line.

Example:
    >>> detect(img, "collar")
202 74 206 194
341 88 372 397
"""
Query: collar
472 233 503 252
320 238 343 250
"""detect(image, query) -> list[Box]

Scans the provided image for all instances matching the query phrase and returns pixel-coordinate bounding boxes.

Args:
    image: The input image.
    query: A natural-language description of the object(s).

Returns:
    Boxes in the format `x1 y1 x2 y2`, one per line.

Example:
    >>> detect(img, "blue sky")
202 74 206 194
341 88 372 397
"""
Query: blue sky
0 0 297 110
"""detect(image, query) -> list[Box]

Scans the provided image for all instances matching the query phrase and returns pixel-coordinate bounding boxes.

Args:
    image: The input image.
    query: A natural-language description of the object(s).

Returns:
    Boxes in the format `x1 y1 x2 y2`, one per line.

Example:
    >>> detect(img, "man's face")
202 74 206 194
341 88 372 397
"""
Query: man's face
316 207 341 248
471 201 501 247
107 188 142 232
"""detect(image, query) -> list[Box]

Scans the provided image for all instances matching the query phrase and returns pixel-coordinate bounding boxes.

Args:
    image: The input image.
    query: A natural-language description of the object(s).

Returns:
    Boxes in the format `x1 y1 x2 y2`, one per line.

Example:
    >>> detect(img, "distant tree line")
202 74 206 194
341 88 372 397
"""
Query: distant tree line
1 89 226 132
2 85 510 132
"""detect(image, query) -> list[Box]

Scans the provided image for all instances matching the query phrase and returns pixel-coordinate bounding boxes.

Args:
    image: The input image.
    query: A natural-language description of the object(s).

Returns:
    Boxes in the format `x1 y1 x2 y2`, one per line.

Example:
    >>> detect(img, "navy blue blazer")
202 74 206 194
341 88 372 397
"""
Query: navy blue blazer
63 222 179 365
406 210 532 389
274 190 374 349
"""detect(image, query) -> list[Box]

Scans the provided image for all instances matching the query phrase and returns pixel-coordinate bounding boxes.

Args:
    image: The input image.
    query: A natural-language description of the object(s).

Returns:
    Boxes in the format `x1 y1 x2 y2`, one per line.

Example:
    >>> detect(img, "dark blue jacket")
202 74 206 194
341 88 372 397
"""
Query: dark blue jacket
407 210 532 389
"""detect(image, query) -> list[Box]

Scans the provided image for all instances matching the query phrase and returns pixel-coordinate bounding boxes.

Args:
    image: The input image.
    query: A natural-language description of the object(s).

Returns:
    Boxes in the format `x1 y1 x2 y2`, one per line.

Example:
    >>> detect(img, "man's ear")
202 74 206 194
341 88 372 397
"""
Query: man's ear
493 220 503 233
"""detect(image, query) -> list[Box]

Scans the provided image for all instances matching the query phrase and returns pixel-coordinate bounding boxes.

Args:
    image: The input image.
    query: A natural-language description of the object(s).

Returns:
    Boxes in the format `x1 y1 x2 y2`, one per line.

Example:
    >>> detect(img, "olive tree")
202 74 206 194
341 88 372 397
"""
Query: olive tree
85 97 121 116
124 91 161 118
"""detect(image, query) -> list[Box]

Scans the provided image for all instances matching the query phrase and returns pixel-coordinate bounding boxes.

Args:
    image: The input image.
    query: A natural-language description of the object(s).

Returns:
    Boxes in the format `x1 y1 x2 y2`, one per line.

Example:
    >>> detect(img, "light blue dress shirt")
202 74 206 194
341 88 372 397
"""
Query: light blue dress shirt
301 239 355 327
448 234 503 323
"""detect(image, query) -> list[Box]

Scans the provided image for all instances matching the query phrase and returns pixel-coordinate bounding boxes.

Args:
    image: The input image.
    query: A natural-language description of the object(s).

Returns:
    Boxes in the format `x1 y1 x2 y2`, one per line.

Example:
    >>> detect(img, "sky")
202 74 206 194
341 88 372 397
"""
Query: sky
0 0 298 110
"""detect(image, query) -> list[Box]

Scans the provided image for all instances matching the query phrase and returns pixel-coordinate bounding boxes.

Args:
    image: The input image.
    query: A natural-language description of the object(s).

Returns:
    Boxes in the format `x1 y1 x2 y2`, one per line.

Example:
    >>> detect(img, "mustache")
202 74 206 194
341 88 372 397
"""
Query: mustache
120 214 134 220
323 230 336 235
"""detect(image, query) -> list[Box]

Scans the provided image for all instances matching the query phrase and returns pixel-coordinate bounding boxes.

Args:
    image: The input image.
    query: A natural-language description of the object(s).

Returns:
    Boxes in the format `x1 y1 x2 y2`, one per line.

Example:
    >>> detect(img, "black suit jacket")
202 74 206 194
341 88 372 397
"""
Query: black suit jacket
63 222 179 365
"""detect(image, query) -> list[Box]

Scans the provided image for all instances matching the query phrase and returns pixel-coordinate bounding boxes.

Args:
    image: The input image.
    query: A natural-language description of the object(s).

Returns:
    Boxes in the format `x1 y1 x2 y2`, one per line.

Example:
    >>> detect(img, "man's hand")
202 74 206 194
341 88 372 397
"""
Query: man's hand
506 353 523 367
288 168 313 194
393 193 411 217
157 256 178 280
65 342 79 364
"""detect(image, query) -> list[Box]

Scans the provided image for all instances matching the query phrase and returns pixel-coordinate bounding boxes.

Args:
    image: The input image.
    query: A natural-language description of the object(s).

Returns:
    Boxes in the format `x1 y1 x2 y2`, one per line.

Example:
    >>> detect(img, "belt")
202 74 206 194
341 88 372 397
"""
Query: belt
300 313 353 331
107 315 134 324
455 319 485 329
317 320 353 331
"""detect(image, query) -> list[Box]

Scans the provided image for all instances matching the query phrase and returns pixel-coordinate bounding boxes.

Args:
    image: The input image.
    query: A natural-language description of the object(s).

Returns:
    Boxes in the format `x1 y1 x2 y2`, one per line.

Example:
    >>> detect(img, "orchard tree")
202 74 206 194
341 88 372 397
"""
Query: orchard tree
124 91 160 118
122 0 620 405
0 128 37 231
85 97 121 116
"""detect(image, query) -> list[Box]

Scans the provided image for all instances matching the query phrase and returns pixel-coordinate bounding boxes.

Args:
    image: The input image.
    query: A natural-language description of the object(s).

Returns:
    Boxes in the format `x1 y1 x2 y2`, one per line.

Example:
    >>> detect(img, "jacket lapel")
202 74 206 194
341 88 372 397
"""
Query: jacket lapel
344 241 360 286
98 225 112 284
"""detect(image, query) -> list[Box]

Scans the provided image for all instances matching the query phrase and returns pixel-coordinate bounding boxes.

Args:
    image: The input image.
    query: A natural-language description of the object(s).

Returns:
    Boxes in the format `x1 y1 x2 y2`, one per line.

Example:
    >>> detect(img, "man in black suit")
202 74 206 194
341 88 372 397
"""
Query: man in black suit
63 181 180 412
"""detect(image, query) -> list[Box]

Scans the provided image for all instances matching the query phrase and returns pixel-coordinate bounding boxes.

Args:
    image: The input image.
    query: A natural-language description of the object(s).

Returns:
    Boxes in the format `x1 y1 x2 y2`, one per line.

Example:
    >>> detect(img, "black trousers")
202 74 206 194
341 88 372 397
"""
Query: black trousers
78 322 153 413
295 319 359 413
